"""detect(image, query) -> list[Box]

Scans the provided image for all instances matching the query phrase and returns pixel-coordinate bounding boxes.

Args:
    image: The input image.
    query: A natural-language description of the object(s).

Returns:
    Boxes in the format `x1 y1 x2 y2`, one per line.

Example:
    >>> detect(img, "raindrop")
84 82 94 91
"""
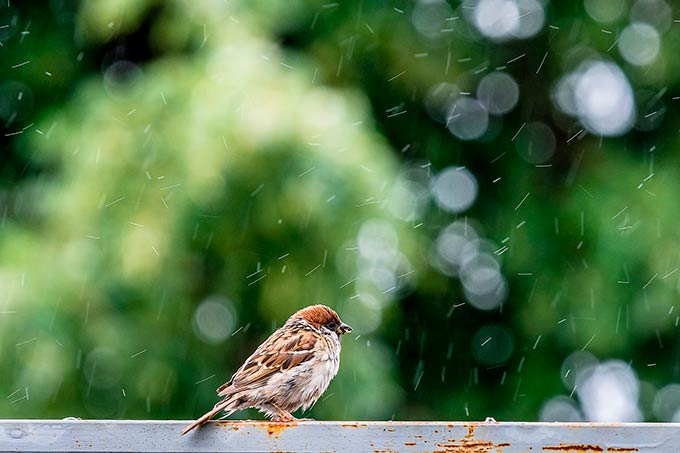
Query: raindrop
0 81 33 122
635 89 665 132
0 5 20 41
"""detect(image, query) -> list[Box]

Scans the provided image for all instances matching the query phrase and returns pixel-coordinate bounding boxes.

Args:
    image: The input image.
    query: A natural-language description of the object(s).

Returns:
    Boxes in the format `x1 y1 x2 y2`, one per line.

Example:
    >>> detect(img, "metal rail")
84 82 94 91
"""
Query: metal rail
1 419 678 452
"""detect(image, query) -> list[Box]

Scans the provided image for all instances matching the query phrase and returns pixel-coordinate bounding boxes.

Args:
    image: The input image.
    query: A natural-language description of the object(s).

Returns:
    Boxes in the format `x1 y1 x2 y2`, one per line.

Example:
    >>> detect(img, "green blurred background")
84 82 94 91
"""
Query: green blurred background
1 0 679 422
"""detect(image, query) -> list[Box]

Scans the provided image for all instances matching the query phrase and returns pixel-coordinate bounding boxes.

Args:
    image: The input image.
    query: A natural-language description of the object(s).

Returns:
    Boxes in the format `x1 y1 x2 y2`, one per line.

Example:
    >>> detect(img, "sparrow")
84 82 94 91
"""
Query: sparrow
181 304 352 434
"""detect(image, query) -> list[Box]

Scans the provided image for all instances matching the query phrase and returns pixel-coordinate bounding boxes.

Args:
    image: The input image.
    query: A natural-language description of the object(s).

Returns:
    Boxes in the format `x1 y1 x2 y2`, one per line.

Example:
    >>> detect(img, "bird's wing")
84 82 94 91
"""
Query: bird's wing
217 325 319 396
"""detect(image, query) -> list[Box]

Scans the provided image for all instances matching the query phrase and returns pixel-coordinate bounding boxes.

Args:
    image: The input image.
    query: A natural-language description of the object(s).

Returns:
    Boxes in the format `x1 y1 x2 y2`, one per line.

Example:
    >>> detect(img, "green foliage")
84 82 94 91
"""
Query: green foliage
1 0 680 423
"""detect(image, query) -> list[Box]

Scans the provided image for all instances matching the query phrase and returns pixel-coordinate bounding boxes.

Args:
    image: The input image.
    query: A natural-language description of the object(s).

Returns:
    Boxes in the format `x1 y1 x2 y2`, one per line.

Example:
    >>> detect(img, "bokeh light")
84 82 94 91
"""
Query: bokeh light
618 22 660 66
653 384 680 422
583 0 626 23
540 396 584 422
434 221 479 276
465 0 544 40
630 0 672 33
576 360 642 422
554 60 636 136
412 0 456 40
515 122 556 164
192 297 236 344
477 72 519 115
446 97 489 140
471 324 514 365
432 167 478 213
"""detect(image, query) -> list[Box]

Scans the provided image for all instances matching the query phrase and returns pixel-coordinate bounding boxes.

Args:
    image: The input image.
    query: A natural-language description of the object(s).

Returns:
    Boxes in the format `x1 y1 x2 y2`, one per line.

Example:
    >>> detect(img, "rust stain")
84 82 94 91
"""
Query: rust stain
606 449 638 452
543 445 604 452
431 423 510 453
387 428 396 432
342 422 368 428
436 440 507 452
264 422 297 439
405 441 417 446
215 421 240 431
215 421 242 431
465 425 476 438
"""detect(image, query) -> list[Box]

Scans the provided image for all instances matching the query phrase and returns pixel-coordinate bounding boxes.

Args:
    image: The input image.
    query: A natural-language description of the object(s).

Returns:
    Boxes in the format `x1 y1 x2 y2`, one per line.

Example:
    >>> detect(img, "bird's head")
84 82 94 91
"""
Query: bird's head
293 304 353 336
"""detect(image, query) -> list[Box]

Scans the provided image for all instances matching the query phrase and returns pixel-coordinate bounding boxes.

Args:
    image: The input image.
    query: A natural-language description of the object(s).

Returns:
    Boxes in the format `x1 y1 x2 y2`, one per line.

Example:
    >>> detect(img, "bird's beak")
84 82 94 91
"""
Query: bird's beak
337 323 353 335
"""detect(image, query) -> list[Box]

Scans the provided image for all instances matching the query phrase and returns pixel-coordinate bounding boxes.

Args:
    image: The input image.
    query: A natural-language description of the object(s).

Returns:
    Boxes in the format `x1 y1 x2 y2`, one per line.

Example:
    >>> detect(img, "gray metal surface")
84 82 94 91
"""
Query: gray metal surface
1 419 678 452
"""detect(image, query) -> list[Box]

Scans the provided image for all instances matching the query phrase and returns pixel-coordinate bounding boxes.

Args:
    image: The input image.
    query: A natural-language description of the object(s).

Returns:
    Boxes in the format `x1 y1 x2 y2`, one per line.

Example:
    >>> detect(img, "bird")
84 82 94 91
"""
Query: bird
181 304 352 435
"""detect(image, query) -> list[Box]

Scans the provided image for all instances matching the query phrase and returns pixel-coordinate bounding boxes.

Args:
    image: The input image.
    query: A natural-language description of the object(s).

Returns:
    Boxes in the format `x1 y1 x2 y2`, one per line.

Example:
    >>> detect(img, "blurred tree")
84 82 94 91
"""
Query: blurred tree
1 0 680 423
1 2 421 420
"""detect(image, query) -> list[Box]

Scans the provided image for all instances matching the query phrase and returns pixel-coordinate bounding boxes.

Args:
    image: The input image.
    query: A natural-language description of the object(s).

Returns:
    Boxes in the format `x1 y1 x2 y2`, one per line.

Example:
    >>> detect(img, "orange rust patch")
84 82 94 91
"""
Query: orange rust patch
465 424 476 438
607 449 638 452
215 421 240 431
342 422 368 428
405 442 417 446
543 445 604 452
437 439 508 452
265 422 297 439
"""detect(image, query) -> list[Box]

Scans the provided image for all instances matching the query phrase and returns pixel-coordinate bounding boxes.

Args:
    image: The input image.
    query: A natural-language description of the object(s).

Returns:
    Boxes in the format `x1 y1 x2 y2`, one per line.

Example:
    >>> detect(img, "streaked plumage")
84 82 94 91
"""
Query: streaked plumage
181 304 352 435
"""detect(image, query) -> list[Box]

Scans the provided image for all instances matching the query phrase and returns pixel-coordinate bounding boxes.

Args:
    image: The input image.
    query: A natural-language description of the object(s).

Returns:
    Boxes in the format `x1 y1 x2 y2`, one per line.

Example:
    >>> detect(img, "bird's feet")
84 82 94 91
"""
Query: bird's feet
271 414 296 422
269 404 296 422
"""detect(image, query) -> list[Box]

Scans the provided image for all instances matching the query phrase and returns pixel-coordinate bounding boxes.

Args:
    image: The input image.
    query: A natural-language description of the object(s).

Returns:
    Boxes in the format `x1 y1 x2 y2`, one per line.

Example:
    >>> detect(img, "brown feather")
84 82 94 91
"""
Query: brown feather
217 327 318 395
181 399 232 435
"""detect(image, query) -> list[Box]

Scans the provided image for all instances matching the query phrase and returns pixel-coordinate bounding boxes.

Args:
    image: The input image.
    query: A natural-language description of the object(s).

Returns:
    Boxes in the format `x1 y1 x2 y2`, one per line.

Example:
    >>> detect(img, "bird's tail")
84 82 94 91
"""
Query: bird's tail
181 399 233 435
